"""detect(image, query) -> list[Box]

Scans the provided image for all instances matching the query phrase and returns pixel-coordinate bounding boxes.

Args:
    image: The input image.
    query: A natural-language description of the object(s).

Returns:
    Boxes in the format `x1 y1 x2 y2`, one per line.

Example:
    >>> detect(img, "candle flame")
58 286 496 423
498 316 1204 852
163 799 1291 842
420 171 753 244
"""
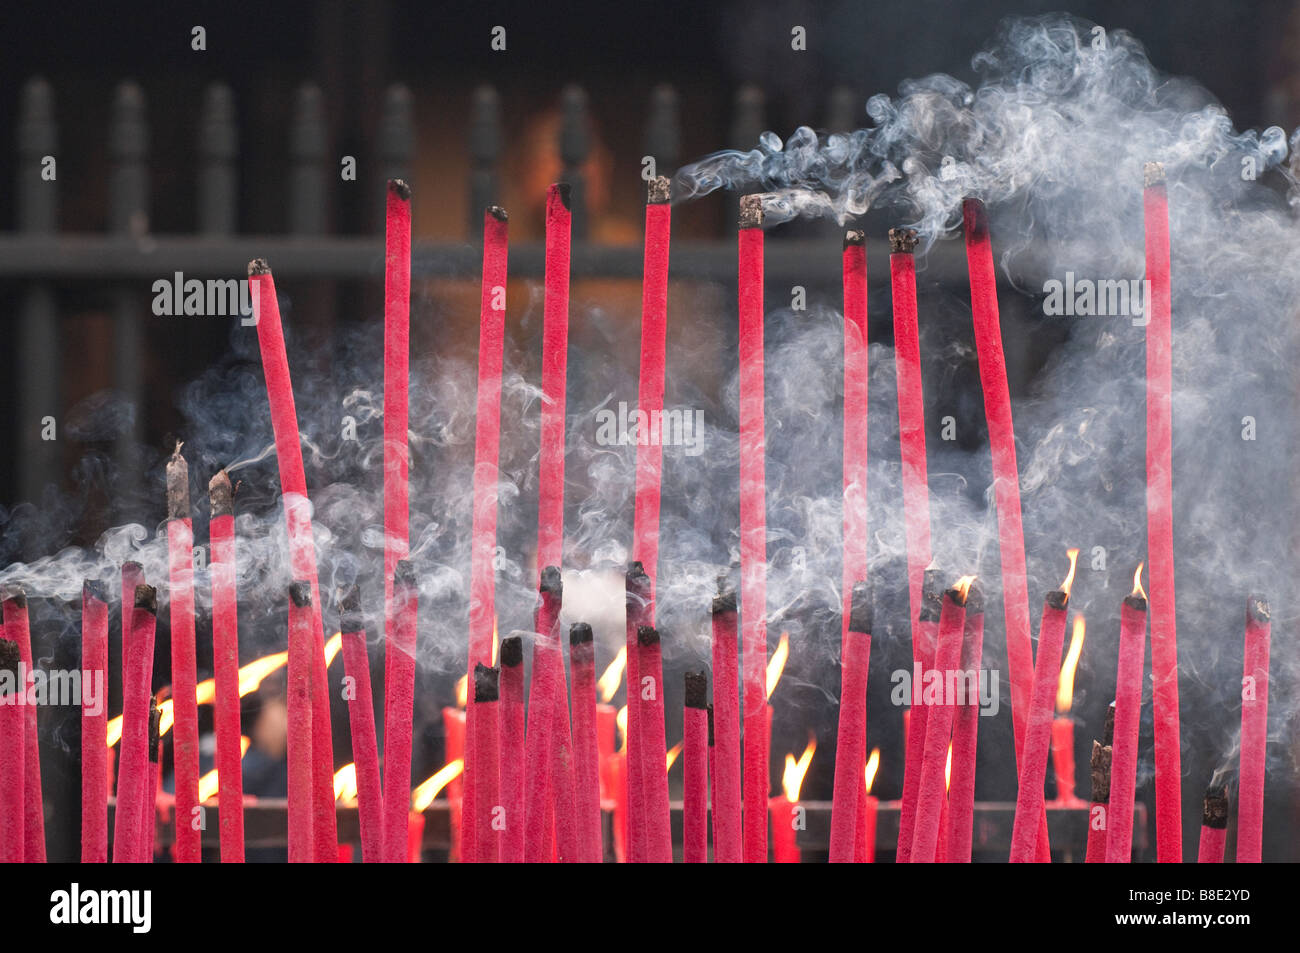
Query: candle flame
616 705 628 747
455 674 468 709
598 646 628 703
765 633 790 701
1060 547 1080 599
1131 563 1146 601
780 735 816 801
954 575 977 602
864 748 880 795
1056 615 1087 712
944 743 953 792
198 736 251 802
665 741 683 772
411 759 464 812
334 763 358 804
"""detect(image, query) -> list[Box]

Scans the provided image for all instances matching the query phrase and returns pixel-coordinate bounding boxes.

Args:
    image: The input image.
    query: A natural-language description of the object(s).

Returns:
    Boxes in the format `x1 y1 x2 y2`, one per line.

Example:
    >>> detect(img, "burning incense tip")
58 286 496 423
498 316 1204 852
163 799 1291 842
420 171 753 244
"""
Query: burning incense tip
964 580 985 616
394 559 417 588
133 584 157 614
684 671 708 709
888 227 918 254
1247 594 1270 624
288 581 313 609
473 663 499 704
540 565 563 596
552 182 572 210
499 635 523 668
738 194 764 229
843 228 865 249
247 258 271 277
0 585 27 609
487 205 509 222
1202 786 1229 829
636 624 660 648
83 578 109 604
387 178 412 201
166 444 190 519
848 581 872 634
1143 161 1166 187
337 585 363 633
0 639 19 678
1090 741 1112 803
208 470 234 518
711 587 737 615
945 578 975 608
647 175 671 205
148 699 162 763
919 569 944 623
569 622 594 646
1104 701 1116 747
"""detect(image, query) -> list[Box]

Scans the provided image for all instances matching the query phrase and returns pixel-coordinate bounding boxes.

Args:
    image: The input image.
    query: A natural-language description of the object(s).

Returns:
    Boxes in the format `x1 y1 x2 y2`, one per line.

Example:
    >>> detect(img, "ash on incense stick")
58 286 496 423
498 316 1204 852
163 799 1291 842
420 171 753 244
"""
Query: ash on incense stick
1202 785 1229 829
684 670 708 710
500 634 523 669
1090 741 1112 804
474 663 499 704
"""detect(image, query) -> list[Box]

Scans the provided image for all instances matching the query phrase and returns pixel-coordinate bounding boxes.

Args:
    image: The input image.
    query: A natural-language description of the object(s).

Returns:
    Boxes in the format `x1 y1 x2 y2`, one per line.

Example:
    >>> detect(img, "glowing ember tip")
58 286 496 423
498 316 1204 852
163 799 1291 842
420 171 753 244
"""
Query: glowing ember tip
1057 616 1087 712
954 574 977 603
1131 563 1146 601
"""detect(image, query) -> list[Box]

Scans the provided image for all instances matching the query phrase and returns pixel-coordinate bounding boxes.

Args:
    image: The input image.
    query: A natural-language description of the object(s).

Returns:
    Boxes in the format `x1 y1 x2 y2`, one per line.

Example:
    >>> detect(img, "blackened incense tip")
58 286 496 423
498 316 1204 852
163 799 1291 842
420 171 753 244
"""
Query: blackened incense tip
123 560 143 577
1090 741 1112 803
1123 592 1148 612
1247 594 1270 624
961 197 988 238
338 585 363 633
707 704 715 745
148 698 162 762
83 578 109 604
684 670 708 709
569 622 594 646
964 581 985 616
1202 785 1229 829
738 194 764 229
134 584 157 614
394 559 417 589
636 624 660 647
1143 162 1166 187
843 228 865 249
487 205 509 223
166 443 190 519
539 565 563 597
944 586 970 609
388 178 412 201
888 227 918 254
500 635 524 668
247 257 271 277
626 561 650 595
647 176 671 205
919 570 944 623
288 581 312 609
551 182 572 210
208 469 234 518
1104 702 1116 747
1045 589 1069 611
0 584 26 609
712 587 737 615
0 638 19 678
474 663 500 703
848 581 872 634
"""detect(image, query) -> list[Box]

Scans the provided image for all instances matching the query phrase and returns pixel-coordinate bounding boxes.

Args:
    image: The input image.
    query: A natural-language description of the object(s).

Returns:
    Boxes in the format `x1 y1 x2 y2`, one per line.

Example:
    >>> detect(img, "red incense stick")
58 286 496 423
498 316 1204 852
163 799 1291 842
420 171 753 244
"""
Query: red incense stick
737 194 769 864
112 584 157 863
338 586 382 864
625 562 650 861
569 623 602 862
1085 741 1112 863
473 663 501 862
142 698 161 862
1141 163 1182 863
538 183 571 572
208 470 244 863
0 637 23 863
684 671 709 864
898 570 941 861
382 561 418 863
286 582 315 863
81 580 109 862
1108 569 1147 863
1009 551 1077 862
948 583 985 863
165 447 200 863
524 568 563 862
249 258 337 858
637 624 672 863
1237 595 1270 863
830 582 872 862
912 583 969 862
710 586 742 863
842 230 869 646
2 587 44 861
498 635 525 863
1198 786 1228 863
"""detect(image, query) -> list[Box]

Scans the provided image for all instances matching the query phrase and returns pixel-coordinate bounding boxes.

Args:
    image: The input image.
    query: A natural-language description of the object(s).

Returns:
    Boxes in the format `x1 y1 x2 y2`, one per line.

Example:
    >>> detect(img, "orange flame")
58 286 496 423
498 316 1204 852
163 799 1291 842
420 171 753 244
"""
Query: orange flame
665 741 683 773
455 674 469 709
334 763 359 804
781 735 816 801
598 646 628 703
616 705 628 748
864 748 881 795
954 575 977 602
1060 547 1080 599
766 633 790 701
1056 615 1087 712
197 736 251 802
944 743 953 793
1131 563 1146 601
411 759 464 812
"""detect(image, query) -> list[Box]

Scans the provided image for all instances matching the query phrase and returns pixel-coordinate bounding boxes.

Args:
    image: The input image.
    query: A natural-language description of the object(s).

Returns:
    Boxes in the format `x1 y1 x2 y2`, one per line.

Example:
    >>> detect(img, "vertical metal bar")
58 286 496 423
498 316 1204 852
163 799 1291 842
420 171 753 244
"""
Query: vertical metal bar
560 85 590 240
290 83 327 236
644 83 680 182
468 85 501 238
198 83 238 236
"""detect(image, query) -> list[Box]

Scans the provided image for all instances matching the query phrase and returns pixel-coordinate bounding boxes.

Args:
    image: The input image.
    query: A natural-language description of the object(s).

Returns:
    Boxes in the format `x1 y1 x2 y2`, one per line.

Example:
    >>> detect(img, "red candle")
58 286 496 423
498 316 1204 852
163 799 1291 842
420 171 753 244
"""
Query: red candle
636 625 672 863
207 470 244 863
113 584 157 864
683 671 709 864
710 586 742 863
770 738 815 864
498 636 525 863
737 194 769 865
286 582 316 863
1085 741 1111 863
947 582 985 863
1108 567 1147 863
382 562 419 862
1050 616 1087 805
1198 786 1228 864
0 635 23 863
80 580 109 862
1238 595 1270 863
569 623 601 862
337 586 382 864
407 811 425 863
1009 549 1078 862
830 582 871 862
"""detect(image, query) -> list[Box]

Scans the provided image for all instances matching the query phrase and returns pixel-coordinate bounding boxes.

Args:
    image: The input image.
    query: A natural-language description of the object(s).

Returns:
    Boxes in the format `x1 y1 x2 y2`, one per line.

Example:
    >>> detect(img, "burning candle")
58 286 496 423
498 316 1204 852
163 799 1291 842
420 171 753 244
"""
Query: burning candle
569 623 602 863
208 469 244 863
683 670 709 864
1050 615 1087 805
1238 595 1270 863
1197 785 1228 864
710 585 742 863
499 635 525 863
382 561 419 863
0 636 23 863
113 584 157 864
830 581 871 863
769 737 815 863
81 580 109 863
1009 548 1079 862
1085 740 1111 863
859 749 880 864
1107 565 1147 864
337 586 382 864
287 582 316 863
947 581 985 864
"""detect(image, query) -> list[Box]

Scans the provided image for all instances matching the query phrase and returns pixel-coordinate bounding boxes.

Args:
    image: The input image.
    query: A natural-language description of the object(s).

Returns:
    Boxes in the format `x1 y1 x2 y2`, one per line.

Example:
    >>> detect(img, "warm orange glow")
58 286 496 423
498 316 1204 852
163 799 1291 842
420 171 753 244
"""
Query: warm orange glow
411 759 464 812
456 674 469 709
491 617 499 666
1060 547 1081 598
954 575 977 602
334 763 358 804
616 705 628 747
864 748 881 795
780 735 816 801
665 741 683 772
198 736 251 802
1056 615 1087 712
598 646 628 703
944 743 953 792
1131 563 1146 601
324 632 343 667
766 633 790 701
